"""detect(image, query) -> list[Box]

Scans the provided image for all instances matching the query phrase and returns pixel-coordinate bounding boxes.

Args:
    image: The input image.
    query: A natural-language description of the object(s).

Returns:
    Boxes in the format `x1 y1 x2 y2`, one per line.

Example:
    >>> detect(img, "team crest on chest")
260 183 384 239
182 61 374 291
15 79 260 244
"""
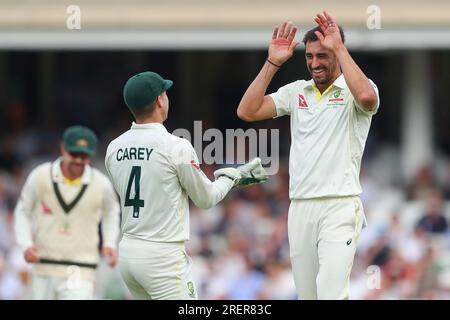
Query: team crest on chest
59 221 72 235
327 89 345 107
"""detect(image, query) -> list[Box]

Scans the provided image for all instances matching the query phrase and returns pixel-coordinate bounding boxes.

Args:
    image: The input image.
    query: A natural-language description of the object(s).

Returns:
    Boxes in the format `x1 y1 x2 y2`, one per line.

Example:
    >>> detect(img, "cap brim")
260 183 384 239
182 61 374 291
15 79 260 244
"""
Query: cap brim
66 146 94 156
163 80 173 91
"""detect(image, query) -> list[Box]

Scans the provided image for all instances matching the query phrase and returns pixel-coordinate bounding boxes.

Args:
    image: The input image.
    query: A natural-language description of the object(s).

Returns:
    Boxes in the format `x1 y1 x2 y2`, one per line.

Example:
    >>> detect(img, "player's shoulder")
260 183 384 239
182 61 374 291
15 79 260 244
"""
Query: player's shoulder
163 134 195 165
295 79 316 91
288 79 309 87
105 130 132 157
90 166 107 178
23 161 52 185
295 79 310 86
90 166 113 185
33 162 52 174
278 79 310 92
169 132 191 144
168 133 193 151
106 130 128 149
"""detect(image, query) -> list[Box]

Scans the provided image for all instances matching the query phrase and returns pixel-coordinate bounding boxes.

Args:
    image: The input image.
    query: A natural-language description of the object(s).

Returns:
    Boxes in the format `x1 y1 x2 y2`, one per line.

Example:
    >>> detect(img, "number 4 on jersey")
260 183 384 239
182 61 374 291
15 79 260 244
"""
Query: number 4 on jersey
125 166 145 218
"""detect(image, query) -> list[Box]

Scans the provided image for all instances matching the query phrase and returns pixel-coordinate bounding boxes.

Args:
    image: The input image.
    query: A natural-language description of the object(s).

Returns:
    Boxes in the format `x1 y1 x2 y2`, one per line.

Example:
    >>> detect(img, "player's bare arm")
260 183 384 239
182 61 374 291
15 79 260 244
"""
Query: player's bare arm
237 21 299 122
314 11 378 112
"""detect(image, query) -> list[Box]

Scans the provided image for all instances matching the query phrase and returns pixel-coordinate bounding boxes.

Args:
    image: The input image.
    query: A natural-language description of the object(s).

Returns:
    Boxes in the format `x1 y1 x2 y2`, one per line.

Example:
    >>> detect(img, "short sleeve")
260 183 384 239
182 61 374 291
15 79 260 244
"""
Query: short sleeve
354 79 380 116
270 82 297 118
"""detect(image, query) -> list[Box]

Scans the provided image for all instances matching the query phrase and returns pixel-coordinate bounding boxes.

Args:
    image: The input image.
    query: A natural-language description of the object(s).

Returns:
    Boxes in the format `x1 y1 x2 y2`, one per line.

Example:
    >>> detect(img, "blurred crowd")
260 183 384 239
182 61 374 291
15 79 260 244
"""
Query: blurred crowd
1 100 450 299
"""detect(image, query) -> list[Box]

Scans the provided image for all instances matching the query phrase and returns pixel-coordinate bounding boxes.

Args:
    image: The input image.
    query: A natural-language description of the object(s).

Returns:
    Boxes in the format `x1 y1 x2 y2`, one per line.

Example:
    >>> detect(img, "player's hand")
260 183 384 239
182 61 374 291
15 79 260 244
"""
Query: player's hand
268 21 299 67
24 245 39 263
102 247 118 267
214 157 268 188
314 11 344 51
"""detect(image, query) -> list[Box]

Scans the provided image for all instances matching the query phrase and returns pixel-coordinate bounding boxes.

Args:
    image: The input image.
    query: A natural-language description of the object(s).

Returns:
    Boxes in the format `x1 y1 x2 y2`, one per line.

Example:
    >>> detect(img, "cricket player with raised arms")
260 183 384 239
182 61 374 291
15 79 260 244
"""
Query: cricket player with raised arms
105 71 267 300
237 12 380 299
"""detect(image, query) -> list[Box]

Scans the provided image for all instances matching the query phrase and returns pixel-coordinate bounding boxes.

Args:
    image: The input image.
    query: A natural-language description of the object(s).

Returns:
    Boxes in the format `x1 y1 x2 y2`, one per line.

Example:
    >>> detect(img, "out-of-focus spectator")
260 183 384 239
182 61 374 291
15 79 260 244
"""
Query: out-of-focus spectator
416 188 448 234
258 259 297 299
407 165 438 201
226 255 265 299
443 162 450 200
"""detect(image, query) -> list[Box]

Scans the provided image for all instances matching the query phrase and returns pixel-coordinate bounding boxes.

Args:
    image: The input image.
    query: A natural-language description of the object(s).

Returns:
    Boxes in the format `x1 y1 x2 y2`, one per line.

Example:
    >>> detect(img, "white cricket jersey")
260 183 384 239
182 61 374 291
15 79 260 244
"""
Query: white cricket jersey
105 122 233 243
270 74 379 200
14 158 120 280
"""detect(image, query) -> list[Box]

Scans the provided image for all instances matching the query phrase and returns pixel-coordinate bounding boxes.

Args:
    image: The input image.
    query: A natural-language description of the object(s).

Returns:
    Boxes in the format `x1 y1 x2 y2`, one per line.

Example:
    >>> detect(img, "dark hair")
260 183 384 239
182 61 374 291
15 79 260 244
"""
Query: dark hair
130 100 157 120
302 25 345 45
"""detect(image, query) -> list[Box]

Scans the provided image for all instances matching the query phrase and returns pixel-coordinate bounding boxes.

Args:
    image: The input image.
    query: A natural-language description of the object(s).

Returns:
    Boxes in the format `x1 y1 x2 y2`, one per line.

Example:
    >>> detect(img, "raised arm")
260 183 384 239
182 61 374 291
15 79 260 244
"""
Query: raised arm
237 21 299 122
314 11 378 112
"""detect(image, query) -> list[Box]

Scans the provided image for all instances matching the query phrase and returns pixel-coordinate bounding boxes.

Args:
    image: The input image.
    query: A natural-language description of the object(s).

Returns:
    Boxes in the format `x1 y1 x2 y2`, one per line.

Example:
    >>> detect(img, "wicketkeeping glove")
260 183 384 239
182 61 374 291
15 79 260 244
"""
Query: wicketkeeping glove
213 157 268 188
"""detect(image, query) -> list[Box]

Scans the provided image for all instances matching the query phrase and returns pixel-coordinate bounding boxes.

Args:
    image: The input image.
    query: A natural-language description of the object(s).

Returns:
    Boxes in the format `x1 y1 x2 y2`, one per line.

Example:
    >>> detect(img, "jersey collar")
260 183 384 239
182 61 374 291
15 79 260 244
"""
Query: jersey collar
51 157 92 185
305 73 347 90
333 74 346 89
131 122 167 132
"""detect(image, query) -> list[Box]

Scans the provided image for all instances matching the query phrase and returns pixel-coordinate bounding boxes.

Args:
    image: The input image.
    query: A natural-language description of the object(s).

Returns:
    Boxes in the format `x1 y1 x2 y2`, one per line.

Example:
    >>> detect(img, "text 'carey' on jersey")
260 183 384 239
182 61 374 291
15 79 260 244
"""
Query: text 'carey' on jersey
116 147 154 161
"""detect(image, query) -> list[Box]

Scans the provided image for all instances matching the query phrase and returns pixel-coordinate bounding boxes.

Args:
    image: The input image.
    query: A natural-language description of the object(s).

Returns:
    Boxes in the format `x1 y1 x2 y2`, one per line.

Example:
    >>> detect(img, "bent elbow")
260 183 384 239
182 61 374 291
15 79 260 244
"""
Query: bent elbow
195 199 214 210
237 107 255 122
358 93 378 112
237 107 249 121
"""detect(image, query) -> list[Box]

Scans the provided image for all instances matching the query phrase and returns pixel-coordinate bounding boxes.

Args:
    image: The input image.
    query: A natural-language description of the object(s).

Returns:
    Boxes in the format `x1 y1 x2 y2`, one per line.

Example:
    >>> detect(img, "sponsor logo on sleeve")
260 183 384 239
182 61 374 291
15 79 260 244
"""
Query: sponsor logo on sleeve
298 94 308 108
190 160 200 170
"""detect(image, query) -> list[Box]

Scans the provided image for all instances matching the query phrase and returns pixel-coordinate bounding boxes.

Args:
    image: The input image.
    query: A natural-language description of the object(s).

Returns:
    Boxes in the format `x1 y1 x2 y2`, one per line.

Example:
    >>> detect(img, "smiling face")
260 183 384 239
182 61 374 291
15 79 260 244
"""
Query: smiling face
305 40 341 92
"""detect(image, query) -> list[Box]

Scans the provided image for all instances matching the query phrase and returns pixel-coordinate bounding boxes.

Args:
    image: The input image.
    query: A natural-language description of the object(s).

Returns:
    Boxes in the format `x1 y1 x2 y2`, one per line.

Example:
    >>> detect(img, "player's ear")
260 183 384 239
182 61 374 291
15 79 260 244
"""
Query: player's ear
156 95 163 108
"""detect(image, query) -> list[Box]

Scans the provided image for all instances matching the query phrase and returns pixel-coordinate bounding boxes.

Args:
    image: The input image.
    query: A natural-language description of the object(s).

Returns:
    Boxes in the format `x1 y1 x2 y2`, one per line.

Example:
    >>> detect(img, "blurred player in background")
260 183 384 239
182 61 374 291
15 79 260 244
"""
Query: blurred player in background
14 126 120 299
105 71 267 300
237 12 380 299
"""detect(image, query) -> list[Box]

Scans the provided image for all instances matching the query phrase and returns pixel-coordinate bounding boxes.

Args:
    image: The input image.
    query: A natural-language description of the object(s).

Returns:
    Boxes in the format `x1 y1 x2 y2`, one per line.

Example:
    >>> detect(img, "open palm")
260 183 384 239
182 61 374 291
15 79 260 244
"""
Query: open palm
268 21 299 66
313 11 344 51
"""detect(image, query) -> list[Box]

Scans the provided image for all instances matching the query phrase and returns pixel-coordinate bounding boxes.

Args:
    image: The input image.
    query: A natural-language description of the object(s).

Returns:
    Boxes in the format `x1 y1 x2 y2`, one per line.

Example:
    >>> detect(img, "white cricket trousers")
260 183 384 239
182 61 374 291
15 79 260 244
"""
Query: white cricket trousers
118 237 197 300
29 275 94 300
288 196 365 300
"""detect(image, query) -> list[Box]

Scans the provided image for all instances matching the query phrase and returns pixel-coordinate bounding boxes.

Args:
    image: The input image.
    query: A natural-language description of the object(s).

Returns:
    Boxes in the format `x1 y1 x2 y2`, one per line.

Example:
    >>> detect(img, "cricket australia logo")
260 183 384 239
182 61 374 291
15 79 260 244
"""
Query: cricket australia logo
187 281 196 298
328 89 345 107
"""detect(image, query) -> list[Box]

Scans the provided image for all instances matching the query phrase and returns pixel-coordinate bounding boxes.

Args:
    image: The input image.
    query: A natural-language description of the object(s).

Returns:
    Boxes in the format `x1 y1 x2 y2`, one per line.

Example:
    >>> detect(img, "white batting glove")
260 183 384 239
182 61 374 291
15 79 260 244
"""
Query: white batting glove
214 157 268 188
